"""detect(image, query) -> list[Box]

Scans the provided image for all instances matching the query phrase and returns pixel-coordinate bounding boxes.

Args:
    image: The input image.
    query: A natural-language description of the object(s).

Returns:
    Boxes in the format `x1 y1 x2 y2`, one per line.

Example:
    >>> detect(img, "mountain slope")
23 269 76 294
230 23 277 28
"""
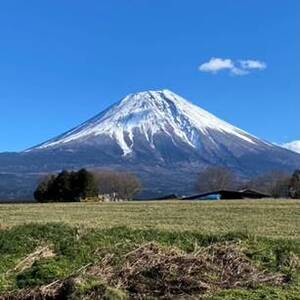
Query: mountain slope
1 90 300 199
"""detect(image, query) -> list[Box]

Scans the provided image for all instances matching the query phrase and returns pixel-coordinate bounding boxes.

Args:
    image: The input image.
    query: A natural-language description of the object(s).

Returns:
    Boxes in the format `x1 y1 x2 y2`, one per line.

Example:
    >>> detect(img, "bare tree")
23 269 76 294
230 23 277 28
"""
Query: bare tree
94 170 142 200
196 167 238 192
247 171 291 198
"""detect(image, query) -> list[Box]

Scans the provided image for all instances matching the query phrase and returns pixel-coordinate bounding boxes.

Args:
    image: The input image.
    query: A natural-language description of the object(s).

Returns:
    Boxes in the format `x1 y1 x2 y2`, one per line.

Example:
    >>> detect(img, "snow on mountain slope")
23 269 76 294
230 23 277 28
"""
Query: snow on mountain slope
30 90 265 155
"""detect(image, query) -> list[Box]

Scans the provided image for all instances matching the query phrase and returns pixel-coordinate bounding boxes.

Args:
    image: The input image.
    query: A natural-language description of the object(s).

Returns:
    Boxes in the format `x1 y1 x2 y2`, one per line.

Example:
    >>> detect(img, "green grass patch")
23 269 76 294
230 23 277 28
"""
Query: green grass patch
0 223 299 299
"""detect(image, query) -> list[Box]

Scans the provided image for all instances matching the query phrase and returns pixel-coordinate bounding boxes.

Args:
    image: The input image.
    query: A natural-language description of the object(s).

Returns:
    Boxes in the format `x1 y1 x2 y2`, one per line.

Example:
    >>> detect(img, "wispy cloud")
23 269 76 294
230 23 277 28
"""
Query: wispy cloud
281 140 300 154
239 60 267 70
230 67 249 76
198 57 267 76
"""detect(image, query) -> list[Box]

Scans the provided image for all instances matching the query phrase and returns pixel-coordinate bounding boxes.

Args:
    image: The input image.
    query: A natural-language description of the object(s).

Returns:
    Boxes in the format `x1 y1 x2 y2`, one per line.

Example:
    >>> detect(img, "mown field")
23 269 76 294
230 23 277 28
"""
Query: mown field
0 200 299 299
0 200 299 239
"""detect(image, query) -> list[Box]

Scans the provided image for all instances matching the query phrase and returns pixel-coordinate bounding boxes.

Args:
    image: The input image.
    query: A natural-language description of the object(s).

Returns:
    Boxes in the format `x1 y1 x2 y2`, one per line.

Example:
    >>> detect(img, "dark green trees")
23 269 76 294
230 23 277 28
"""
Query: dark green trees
34 169 98 202
75 169 99 199
289 169 300 199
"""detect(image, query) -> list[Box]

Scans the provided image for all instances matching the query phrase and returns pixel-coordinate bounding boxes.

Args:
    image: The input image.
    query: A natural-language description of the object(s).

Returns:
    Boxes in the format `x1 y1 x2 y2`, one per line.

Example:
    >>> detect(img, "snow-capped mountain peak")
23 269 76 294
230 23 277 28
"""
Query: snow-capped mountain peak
31 89 260 155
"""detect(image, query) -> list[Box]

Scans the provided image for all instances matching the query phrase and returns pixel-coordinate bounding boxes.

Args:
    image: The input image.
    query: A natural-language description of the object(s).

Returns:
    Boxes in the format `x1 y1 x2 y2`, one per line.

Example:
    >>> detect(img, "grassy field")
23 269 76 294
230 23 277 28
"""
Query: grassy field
0 199 299 239
0 200 299 299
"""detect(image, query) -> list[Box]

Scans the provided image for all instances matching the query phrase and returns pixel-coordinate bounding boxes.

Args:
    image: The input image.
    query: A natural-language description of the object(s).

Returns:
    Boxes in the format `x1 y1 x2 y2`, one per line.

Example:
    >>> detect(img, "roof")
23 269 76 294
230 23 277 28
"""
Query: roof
155 194 179 200
182 190 239 200
182 189 270 200
239 189 270 197
139 194 179 201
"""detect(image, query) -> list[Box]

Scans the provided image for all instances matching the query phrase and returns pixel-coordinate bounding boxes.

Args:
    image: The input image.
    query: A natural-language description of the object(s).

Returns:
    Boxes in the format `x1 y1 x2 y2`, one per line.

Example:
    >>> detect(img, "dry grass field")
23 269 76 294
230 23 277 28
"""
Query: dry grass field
1 199 300 299
0 199 299 239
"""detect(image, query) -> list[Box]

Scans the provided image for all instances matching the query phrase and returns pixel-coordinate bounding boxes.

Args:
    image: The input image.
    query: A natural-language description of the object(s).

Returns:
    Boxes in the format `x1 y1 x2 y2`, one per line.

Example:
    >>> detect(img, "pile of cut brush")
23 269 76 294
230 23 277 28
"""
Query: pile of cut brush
1 242 289 300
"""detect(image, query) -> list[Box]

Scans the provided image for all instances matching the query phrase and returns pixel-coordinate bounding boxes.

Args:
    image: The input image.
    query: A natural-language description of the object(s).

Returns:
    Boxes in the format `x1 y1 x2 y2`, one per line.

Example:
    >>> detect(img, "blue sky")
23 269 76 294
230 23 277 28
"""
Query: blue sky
0 0 299 151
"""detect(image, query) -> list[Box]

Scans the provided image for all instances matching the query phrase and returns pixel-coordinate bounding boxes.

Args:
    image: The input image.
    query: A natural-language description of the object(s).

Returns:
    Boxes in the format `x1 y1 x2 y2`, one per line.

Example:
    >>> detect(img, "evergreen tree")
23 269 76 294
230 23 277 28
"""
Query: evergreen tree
34 169 98 202
34 179 49 203
53 170 73 201
289 169 300 199
34 175 56 203
75 168 99 200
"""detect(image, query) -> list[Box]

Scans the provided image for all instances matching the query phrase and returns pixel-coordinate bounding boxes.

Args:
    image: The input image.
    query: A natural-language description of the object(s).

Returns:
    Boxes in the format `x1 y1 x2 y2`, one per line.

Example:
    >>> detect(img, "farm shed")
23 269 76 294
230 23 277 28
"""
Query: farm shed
182 189 270 200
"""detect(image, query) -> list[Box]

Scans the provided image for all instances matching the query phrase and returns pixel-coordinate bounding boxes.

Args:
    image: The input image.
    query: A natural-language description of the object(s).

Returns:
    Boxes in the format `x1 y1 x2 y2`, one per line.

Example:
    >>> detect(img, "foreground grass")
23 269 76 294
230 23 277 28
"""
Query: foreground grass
0 224 299 299
0 200 299 239
0 200 299 298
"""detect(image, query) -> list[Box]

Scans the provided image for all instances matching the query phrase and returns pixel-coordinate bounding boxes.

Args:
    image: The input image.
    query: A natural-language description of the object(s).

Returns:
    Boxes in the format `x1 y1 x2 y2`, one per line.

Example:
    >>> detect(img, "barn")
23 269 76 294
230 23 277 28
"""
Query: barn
182 189 270 200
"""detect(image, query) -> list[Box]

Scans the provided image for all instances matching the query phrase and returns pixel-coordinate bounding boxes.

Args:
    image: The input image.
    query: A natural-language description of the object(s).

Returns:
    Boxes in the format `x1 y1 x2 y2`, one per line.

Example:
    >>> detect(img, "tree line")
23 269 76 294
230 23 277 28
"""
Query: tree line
34 169 141 202
34 166 300 202
196 167 300 199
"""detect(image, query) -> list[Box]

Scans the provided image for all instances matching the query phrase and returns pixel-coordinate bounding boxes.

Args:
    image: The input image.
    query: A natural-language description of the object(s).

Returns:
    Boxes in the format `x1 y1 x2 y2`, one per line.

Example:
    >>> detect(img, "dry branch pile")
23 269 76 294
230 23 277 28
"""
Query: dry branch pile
90 242 286 299
1 242 288 300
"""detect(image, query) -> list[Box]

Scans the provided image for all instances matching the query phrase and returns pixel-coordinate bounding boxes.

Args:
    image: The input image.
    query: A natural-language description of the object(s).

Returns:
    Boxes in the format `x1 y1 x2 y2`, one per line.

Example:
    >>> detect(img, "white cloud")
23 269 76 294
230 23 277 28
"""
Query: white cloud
281 140 300 154
198 57 267 76
230 67 249 76
198 58 234 73
239 60 267 70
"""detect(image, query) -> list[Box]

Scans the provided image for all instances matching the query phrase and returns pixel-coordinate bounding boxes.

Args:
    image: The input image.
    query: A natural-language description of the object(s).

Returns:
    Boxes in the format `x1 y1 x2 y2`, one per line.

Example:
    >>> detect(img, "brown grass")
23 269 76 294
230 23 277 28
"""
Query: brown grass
0 200 299 239
11 246 55 274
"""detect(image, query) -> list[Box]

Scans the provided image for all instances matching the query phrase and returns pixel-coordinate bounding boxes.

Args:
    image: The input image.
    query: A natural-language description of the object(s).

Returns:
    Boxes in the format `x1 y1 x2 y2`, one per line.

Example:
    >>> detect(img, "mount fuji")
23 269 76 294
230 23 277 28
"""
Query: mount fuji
1 90 299 199
30 90 264 156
